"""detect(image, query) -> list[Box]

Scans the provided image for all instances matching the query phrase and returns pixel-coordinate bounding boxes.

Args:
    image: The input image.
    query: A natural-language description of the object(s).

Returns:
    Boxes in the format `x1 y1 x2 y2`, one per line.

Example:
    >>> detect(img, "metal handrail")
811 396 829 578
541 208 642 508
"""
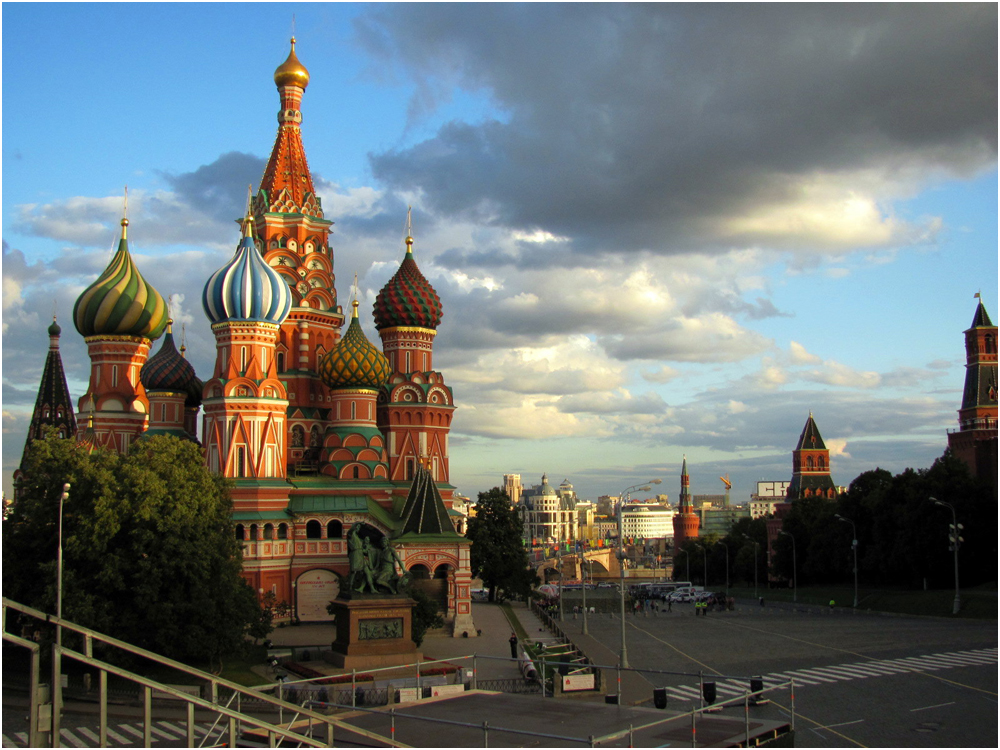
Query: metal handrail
2 598 406 748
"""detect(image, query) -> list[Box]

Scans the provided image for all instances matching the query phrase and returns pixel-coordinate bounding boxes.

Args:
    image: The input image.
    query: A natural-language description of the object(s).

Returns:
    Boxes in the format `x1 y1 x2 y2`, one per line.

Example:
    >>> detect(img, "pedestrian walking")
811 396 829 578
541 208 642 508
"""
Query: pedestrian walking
509 632 518 659
667 599 673 613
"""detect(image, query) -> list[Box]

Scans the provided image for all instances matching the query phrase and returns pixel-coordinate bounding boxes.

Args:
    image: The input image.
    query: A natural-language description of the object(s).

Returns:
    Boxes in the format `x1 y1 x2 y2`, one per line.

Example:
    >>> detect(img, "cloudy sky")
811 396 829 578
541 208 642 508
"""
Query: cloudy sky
3 4 997 503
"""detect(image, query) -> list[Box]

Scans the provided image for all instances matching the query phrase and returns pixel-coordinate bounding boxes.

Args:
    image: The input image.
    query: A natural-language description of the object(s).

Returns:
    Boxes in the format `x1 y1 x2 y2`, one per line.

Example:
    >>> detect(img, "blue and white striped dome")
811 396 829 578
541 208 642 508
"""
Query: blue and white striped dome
202 220 291 325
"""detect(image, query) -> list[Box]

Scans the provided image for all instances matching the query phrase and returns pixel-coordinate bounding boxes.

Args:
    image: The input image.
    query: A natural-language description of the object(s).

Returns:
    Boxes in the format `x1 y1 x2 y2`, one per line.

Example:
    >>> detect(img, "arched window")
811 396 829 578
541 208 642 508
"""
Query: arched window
306 520 322 539
277 352 285 372
817 456 825 470
235 524 245 541
326 520 343 539
277 523 288 540
433 564 451 579
806 456 814 470
263 523 274 540
409 564 431 580
249 524 258 541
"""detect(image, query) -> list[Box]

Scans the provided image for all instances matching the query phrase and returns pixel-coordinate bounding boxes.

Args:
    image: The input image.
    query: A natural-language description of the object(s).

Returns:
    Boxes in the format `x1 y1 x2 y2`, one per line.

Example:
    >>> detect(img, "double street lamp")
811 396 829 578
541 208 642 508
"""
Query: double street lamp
834 514 858 608
778 530 797 603
617 479 661 669
930 497 962 615
699 544 708 588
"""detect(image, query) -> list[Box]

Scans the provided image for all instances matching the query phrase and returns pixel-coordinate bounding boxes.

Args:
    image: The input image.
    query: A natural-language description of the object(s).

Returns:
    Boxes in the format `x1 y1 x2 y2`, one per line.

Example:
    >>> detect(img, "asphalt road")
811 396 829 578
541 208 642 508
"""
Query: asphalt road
573 600 997 748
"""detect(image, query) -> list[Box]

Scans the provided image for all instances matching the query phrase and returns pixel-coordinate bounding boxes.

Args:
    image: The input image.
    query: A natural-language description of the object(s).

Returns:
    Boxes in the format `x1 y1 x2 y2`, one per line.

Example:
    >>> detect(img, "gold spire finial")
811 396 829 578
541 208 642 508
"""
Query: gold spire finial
404 206 414 252
121 186 130 238
180 323 187 356
242 185 255 239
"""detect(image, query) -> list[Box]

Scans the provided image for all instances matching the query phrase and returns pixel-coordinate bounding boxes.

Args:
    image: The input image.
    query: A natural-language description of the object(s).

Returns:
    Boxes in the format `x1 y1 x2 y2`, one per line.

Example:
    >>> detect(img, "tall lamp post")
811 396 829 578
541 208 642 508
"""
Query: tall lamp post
57 482 70 646
617 479 661 669
778 530 797 603
834 514 858 608
699 544 708 588
930 498 962 615
715 541 729 599
677 548 690 583
581 551 590 635
743 535 759 599
557 543 564 621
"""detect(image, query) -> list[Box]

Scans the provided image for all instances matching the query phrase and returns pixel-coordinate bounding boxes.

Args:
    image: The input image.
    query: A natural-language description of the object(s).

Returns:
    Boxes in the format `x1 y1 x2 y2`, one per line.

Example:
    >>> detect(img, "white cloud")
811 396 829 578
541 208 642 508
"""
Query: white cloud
789 341 821 365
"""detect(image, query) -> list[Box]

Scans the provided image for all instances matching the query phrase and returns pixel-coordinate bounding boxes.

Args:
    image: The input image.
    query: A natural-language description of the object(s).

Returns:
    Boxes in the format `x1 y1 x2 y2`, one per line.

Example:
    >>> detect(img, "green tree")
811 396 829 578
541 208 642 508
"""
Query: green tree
466 488 538 603
406 586 444 646
3 432 264 668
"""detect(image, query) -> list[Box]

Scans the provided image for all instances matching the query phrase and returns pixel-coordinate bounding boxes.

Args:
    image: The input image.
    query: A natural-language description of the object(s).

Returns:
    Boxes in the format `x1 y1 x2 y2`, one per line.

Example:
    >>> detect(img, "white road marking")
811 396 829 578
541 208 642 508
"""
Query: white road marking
59 728 88 748
105 727 134 744
910 701 956 712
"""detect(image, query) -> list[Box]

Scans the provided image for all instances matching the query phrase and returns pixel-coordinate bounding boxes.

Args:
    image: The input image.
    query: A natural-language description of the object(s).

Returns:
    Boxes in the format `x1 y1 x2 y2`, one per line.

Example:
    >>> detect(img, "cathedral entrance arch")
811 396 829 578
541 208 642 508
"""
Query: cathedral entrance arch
296 569 342 622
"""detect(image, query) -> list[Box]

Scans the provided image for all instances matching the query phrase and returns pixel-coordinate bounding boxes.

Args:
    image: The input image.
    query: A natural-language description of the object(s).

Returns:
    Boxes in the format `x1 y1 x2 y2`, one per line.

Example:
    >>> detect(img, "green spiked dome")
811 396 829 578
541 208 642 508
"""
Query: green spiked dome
74 218 168 339
319 300 391 391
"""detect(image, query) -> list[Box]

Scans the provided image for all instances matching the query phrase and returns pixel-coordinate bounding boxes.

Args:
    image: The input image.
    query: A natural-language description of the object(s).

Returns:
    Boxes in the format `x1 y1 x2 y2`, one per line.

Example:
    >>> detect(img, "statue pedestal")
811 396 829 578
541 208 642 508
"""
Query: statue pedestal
327 595 422 670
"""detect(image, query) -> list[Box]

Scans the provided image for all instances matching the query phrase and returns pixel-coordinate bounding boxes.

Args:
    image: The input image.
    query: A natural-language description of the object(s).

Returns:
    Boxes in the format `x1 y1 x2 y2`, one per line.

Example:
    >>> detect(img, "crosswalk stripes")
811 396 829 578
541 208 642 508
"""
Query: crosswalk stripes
662 647 997 703
2 721 223 749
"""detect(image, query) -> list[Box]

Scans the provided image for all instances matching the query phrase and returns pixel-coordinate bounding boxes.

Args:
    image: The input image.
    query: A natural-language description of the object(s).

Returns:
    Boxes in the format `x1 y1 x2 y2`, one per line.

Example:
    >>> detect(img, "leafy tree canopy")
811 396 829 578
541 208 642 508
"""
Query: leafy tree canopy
466 487 538 603
3 431 264 666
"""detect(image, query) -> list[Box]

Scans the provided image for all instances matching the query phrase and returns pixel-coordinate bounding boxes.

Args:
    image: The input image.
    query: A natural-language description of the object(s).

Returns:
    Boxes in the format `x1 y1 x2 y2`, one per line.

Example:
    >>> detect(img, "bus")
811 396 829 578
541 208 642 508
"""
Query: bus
632 581 694 599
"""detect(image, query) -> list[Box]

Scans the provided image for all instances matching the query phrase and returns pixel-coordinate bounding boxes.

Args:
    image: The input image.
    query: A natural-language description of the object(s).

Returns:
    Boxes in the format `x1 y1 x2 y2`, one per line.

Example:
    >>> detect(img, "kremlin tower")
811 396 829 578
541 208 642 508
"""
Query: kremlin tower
671 456 700 565
786 413 837 500
947 297 998 483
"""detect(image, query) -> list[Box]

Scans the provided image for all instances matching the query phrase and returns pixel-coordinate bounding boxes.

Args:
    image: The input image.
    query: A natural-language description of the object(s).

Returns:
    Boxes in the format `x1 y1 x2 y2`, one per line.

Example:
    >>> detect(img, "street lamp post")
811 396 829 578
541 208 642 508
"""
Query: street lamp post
715 541 729 599
557 543 564 621
778 530 797 603
930 498 962 615
581 552 590 635
700 544 708 588
677 548 689 583
57 482 70 647
743 535 759 599
617 479 661 669
834 514 858 608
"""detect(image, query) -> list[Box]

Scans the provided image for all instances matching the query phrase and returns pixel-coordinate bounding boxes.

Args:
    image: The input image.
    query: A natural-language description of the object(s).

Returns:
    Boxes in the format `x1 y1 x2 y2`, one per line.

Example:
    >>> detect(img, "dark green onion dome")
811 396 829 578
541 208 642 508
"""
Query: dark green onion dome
139 320 202 406
48 317 62 337
319 300 391 390
73 218 168 339
373 234 443 331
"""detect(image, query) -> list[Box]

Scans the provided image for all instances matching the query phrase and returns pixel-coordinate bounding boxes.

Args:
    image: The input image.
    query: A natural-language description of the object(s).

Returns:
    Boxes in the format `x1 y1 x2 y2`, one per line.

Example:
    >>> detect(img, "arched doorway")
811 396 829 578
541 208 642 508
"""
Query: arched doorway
296 569 341 622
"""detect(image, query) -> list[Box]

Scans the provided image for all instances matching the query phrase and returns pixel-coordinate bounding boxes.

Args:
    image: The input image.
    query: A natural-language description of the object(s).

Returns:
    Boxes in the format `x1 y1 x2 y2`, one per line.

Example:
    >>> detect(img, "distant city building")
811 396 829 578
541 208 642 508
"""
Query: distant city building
520 474 579 544
749 481 791 519
620 502 675 541
503 473 523 505
697 505 750 537
946 297 998 484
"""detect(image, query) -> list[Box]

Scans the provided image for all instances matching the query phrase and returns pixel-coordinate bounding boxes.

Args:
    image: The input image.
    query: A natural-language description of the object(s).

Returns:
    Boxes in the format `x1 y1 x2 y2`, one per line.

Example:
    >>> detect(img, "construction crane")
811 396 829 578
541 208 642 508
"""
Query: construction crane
720 475 731 507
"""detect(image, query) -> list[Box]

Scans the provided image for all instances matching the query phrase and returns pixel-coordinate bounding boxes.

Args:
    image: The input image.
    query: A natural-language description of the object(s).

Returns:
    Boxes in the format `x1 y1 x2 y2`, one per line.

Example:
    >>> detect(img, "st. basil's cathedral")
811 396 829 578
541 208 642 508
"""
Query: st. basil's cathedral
18 40 475 635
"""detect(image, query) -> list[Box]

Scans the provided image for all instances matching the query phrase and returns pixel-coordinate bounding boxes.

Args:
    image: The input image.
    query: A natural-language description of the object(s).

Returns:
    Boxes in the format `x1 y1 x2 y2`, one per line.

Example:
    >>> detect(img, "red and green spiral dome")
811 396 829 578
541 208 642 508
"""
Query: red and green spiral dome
373 235 442 331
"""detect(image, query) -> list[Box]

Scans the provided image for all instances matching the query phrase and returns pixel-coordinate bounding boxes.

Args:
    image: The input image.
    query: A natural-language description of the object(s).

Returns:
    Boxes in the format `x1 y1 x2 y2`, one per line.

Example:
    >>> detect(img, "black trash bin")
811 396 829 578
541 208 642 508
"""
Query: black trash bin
605 694 619 704
653 687 668 709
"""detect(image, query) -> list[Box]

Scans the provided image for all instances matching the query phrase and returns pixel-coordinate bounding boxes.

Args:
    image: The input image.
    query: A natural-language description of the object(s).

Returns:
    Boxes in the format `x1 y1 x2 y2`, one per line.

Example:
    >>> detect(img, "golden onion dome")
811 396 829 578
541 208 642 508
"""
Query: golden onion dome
274 37 310 90
318 300 391 391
